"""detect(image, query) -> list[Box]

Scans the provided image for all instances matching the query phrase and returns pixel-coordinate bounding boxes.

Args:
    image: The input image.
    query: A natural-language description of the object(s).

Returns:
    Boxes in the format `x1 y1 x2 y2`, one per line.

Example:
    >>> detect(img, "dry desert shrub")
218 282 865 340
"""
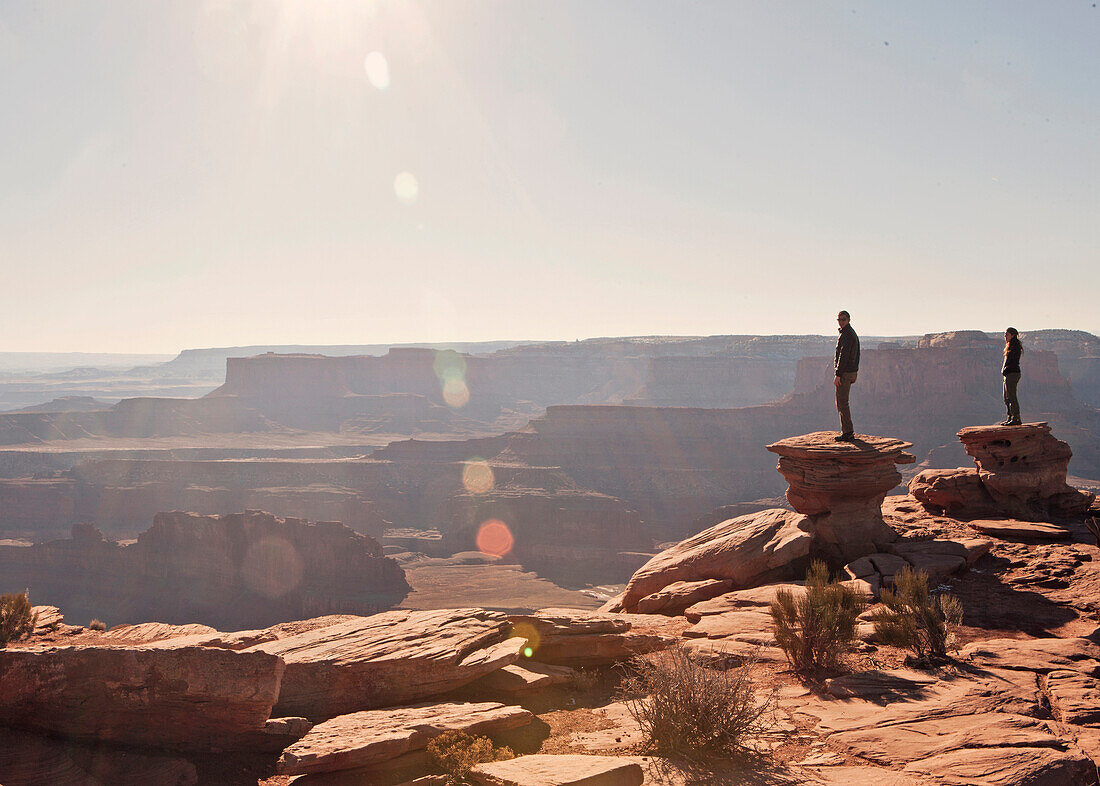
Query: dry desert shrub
619 643 775 762
427 730 514 784
88 618 107 632
770 560 864 673
870 566 962 664
0 591 38 647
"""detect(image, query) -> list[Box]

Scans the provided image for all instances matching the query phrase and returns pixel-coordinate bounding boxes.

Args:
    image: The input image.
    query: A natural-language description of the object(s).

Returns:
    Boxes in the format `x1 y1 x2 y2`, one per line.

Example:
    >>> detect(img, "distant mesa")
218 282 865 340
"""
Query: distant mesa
0 510 410 629
12 396 111 413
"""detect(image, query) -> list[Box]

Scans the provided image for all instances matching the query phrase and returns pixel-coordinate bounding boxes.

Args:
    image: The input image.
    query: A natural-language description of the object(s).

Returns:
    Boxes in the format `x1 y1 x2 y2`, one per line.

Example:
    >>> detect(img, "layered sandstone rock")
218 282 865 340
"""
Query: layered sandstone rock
616 509 812 613
0 511 410 630
276 701 533 776
766 432 915 562
0 644 284 749
794 665 1096 785
470 754 644 786
240 609 526 719
508 608 685 666
633 578 734 615
910 423 1095 520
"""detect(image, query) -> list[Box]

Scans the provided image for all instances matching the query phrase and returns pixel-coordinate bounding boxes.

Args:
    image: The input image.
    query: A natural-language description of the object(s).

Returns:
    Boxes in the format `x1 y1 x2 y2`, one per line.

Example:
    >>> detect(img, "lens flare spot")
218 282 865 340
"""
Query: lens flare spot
240 537 304 599
432 349 466 382
477 519 514 558
443 378 469 408
462 460 494 494
394 171 418 204
510 621 541 656
364 51 390 89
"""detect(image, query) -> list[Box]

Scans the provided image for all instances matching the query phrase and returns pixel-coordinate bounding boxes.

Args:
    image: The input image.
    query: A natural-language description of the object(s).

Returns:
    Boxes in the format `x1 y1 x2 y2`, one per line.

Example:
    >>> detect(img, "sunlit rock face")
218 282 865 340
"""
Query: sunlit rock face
910 422 1095 520
766 432 914 563
617 508 814 613
0 645 284 750
0 511 410 629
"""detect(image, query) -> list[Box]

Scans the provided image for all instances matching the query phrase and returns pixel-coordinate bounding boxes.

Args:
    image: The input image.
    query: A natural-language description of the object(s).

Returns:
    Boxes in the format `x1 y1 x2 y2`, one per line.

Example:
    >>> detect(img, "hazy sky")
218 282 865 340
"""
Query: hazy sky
2 1 1097 352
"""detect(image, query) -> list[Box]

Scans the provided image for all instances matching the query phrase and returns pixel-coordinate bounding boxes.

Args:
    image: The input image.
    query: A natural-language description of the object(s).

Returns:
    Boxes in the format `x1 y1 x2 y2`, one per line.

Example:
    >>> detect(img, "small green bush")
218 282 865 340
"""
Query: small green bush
619 644 774 761
88 619 107 632
770 560 864 673
870 566 962 664
427 730 513 783
0 591 38 648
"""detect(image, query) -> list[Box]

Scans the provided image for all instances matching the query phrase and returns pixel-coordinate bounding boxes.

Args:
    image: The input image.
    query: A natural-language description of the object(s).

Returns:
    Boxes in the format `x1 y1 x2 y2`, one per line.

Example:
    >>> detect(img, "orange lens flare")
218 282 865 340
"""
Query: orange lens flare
462 460 494 494
476 519 514 558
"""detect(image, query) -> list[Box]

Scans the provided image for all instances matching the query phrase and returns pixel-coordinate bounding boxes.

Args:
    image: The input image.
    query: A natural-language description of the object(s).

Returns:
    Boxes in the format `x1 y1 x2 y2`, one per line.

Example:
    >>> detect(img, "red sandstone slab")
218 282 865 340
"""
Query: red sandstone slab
960 637 1100 675
967 519 1071 540
0 644 284 749
766 432 914 462
509 609 683 667
244 609 526 719
470 754 644 786
276 701 533 776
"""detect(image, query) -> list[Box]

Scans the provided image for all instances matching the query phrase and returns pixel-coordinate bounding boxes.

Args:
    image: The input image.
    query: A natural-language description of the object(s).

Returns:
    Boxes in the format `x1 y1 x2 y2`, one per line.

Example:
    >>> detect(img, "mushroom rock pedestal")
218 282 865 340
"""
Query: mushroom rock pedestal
909 423 1094 521
766 432 915 564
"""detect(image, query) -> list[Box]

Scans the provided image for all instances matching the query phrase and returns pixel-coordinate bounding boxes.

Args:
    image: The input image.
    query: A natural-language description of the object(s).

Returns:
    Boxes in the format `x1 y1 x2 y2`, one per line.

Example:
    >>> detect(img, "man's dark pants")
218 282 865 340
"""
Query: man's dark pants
836 371 858 435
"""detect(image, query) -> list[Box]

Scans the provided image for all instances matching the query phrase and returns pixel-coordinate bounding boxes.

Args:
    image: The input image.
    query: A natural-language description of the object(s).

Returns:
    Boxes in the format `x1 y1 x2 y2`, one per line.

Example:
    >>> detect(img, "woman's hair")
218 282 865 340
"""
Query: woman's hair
1004 327 1022 355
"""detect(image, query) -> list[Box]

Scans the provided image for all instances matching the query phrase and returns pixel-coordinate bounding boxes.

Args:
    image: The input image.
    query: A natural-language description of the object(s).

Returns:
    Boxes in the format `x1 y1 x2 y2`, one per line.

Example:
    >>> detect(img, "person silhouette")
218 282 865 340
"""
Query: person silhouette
1000 327 1022 426
833 310 860 441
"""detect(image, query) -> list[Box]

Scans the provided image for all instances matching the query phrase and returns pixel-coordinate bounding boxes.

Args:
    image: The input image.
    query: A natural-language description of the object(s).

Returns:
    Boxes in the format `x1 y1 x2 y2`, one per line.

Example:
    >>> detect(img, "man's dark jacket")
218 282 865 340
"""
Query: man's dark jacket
835 324 860 376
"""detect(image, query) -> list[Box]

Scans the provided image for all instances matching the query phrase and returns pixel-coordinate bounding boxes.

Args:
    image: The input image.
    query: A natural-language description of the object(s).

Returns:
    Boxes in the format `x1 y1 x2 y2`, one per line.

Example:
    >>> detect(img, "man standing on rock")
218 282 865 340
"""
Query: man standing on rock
834 310 860 441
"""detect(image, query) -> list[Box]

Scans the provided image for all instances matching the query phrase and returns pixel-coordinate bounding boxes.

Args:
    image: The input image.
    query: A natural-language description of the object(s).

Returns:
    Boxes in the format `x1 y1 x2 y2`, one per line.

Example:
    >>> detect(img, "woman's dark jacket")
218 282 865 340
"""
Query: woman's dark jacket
1002 339 1022 376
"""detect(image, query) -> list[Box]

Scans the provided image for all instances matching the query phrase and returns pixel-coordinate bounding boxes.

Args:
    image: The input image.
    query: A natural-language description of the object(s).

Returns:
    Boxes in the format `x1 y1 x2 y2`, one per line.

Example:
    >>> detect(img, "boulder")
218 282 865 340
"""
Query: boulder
0 644 283 749
619 509 812 613
766 432 915 562
911 423 1094 521
470 754 644 786
508 608 684 666
276 701 533 776
634 578 734 615
30 605 63 634
242 609 526 719
908 467 997 517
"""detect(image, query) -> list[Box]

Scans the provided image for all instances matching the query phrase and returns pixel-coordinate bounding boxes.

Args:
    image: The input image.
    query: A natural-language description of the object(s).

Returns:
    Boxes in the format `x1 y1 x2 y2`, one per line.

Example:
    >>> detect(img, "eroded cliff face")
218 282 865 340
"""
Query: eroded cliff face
0 511 410 629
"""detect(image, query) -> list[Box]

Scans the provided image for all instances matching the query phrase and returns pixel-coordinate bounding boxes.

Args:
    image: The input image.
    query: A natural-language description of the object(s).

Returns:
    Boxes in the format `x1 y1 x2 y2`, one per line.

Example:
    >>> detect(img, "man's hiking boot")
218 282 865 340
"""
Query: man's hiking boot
834 433 855 442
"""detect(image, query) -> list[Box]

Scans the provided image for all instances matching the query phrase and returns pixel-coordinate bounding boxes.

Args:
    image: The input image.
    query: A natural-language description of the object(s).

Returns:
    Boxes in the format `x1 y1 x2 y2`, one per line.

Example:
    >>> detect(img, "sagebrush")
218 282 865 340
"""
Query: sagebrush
427 730 513 783
0 591 38 648
870 566 962 663
619 643 774 761
769 560 864 673
88 619 107 632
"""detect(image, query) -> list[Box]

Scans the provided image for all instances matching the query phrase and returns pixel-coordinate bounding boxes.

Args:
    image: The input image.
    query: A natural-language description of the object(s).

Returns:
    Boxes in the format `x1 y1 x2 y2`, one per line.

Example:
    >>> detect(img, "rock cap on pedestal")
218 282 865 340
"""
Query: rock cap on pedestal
766 432 915 463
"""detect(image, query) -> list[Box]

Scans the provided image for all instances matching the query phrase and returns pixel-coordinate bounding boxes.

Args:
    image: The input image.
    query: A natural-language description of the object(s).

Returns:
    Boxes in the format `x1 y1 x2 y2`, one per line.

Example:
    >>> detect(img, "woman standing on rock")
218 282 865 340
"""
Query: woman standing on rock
1001 327 1023 426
